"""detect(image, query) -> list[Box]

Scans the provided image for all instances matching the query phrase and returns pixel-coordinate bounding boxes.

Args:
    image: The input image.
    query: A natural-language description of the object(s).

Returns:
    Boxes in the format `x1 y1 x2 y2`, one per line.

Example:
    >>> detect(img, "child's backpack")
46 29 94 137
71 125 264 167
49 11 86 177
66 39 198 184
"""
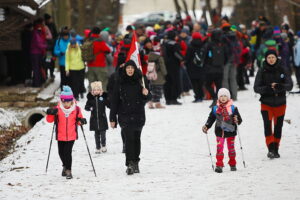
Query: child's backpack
146 62 158 81
193 47 206 68
213 105 235 116
213 105 236 132
81 40 95 62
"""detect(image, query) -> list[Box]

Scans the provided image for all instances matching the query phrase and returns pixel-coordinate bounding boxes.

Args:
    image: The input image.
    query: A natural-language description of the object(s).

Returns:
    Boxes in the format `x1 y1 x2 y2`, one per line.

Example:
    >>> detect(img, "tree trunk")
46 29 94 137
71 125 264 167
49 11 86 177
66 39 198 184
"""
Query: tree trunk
173 0 182 17
181 0 189 17
192 0 197 19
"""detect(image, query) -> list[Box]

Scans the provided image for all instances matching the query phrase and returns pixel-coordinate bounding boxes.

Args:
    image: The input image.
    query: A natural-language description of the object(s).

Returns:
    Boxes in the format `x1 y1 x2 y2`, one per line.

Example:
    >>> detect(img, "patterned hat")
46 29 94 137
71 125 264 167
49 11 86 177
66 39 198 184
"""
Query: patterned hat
60 85 74 101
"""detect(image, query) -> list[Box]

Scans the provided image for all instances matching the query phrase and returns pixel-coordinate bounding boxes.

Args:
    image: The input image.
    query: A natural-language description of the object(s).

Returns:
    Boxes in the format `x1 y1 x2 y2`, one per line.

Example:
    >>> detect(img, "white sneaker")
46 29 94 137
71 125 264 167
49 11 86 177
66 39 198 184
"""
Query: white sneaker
95 149 101 154
101 146 107 153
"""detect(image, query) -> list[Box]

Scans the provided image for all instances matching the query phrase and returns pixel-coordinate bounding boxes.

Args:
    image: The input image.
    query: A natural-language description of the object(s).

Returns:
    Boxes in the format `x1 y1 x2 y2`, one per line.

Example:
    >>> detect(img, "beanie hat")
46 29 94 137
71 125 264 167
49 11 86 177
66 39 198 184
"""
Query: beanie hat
154 24 161 30
181 27 190 34
167 30 176 40
44 13 51 20
273 26 281 36
218 88 231 99
60 85 74 101
91 81 102 91
230 25 237 32
281 24 290 31
265 49 278 60
221 23 231 29
192 32 202 40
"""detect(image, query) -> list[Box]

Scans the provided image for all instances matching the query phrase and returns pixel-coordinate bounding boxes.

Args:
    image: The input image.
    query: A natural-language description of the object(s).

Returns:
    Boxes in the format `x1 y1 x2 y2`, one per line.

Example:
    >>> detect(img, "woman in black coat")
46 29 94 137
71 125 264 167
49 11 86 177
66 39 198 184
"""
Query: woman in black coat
254 50 293 159
109 60 151 175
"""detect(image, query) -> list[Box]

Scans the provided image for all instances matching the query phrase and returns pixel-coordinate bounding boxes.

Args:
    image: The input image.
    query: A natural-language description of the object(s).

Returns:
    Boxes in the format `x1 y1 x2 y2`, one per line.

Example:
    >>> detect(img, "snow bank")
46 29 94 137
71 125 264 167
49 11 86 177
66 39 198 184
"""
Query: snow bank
0 108 21 130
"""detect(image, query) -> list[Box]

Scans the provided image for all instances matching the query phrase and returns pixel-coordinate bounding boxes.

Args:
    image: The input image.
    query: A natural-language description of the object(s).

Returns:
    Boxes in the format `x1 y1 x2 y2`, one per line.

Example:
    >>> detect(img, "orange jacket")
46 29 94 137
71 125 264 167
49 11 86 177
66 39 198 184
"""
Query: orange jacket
46 104 83 141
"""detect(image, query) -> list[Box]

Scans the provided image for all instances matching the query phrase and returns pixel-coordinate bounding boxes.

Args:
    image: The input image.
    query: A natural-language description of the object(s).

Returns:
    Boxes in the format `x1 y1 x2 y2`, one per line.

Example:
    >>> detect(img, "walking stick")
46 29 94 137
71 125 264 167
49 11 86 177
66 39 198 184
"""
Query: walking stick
46 122 55 173
236 125 246 168
205 133 215 171
80 125 97 177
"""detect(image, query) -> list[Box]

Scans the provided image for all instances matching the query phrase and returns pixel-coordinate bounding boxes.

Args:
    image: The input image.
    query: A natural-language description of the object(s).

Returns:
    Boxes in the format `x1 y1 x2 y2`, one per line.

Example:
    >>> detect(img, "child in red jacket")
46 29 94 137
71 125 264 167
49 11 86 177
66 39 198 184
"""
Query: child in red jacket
202 88 242 173
46 86 86 179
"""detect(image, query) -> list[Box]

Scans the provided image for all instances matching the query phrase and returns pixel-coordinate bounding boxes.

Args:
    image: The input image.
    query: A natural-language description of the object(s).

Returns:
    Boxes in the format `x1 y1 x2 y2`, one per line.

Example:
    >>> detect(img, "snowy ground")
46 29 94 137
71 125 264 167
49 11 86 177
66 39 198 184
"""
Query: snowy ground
0 77 300 200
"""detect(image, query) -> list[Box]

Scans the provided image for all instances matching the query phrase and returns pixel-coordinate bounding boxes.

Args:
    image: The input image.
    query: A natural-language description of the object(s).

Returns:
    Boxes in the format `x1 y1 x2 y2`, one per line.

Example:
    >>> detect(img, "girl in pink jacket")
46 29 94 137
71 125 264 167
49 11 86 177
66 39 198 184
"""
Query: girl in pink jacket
46 86 86 179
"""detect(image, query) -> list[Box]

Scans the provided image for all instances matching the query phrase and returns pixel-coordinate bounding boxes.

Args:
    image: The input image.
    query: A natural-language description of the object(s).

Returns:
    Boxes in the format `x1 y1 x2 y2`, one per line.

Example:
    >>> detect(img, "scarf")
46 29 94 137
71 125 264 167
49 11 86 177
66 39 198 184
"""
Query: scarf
216 99 233 121
59 101 76 117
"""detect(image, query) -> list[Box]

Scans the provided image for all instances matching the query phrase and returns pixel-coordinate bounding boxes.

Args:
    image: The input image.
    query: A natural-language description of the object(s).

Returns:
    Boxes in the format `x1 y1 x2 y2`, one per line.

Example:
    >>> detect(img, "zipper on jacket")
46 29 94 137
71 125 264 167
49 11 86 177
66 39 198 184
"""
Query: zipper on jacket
96 97 100 130
66 117 68 141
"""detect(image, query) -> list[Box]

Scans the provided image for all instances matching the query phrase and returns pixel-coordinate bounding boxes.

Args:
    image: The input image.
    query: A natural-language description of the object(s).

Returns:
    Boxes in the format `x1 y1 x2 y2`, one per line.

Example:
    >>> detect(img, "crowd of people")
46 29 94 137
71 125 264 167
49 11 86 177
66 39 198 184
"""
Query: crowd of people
42 13 298 177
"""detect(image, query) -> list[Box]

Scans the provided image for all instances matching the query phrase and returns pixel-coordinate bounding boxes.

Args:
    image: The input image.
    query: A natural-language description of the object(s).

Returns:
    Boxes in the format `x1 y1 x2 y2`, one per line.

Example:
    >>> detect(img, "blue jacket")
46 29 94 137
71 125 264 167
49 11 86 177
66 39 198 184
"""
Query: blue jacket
294 40 300 67
54 37 70 66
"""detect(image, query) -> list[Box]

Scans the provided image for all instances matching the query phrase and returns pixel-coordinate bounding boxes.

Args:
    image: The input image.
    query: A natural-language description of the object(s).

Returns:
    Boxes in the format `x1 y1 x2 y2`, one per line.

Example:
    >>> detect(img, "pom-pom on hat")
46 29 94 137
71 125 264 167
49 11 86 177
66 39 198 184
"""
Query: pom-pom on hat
60 85 74 101
91 81 102 91
218 88 231 99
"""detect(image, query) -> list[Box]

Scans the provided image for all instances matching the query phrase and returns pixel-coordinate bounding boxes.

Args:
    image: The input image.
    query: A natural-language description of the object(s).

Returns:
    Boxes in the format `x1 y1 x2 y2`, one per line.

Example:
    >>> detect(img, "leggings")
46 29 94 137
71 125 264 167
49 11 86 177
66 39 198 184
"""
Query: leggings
58 141 75 170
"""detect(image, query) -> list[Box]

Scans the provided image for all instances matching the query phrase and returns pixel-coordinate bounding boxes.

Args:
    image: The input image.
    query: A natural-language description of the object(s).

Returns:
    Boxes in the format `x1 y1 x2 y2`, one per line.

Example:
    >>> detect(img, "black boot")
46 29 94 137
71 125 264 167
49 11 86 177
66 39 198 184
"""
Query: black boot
126 162 134 175
274 144 280 158
61 166 66 177
133 161 140 173
230 166 237 171
215 166 223 173
66 170 73 179
267 143 276 159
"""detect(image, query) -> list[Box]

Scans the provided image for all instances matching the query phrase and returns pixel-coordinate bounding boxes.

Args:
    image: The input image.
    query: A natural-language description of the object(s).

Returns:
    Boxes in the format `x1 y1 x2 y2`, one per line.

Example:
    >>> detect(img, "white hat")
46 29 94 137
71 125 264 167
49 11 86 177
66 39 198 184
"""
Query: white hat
218 88 231 99
91 81 102 90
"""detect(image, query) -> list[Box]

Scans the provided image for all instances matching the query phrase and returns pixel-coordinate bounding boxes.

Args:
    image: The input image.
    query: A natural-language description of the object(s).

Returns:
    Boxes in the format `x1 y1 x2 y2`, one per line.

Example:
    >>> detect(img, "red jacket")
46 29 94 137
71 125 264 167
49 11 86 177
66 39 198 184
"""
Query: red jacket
87 34 111 67
46 104 83 141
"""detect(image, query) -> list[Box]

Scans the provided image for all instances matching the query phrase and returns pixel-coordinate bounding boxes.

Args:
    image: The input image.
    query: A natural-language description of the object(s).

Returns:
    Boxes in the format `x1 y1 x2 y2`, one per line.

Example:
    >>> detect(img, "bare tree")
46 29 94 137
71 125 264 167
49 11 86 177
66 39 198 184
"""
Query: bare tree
192 0 197 19
181 0 189 17
173 0 182 17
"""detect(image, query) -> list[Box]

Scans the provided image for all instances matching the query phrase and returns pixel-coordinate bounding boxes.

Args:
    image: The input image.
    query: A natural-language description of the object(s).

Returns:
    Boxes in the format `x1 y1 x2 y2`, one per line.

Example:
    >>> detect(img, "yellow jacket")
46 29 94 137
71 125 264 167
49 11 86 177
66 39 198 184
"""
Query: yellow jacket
65 44 85 71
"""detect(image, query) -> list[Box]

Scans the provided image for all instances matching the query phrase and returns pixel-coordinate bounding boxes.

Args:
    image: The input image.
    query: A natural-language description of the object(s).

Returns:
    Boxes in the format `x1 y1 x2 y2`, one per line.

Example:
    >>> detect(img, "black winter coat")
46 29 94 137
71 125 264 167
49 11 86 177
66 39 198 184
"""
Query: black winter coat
109 68 151 129
205 105 242 138
85 92 109 131
203 41 227 74
254 60 293 107
185 39 206 79
162 39 184 72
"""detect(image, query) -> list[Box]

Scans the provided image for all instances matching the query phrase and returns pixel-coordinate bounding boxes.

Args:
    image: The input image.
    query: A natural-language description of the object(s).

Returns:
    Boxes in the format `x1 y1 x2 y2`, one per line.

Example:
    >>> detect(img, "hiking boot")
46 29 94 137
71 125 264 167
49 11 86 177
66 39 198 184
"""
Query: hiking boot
155 103 166 109
95 149 101 154
267 151 275 159
274 146 280 158
80 93 84 99
61 166 66 177
171 100 182 105
101 146 107 153
192 98 203 103
126 162 134 175
133 162 140 173
230 166 237 171
215 166 223 173
65 170 73 179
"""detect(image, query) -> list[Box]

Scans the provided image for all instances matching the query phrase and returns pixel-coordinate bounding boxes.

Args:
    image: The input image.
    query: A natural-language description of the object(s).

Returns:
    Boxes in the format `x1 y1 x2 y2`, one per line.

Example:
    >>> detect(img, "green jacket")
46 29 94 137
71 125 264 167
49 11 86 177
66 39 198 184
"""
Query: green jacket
148 52 167 85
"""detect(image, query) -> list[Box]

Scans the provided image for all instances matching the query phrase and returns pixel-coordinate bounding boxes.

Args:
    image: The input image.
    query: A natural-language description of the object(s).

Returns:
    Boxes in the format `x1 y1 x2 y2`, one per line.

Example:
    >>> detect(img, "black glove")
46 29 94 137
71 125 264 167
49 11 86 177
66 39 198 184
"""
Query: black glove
46 108 58 115
274 83 283 90
77 118 87 125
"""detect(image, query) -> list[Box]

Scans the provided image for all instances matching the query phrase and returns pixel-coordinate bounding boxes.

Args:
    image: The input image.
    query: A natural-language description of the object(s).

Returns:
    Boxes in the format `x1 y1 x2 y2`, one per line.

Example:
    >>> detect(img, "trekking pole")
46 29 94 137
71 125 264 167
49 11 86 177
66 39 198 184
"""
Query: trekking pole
80 125 97 177
205 133 215 171
236 125 246 168
46 122 55 173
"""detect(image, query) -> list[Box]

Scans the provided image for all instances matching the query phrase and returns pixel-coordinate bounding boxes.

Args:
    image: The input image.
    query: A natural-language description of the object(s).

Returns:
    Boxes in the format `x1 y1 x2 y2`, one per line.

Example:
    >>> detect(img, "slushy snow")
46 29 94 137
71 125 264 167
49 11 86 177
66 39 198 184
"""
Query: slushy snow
0 78 300 200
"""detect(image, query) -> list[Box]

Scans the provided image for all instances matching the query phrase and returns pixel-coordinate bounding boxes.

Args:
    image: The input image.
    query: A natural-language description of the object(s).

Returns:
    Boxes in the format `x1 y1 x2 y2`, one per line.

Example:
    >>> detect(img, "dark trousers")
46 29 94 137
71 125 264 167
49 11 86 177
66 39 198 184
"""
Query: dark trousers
180 67 192 93
121 129 125 145
151 84 164 103
30 54 43 87
58 141 75 170
45 57 55 78
237 64 246 89
94 130 106 149
164 69 181 101
60 66 69 91
123 126 142 166
190 78 204 100
261 104 286 151
80 69 86 94
205 73 223 100
295 66 300 88
69 69 85 99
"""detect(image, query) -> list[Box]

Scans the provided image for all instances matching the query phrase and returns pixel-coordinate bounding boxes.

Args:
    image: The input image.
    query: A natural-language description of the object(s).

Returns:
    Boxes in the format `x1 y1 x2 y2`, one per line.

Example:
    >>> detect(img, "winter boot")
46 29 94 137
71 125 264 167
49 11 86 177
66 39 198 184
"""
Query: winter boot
66 170 73 179
274 144 280 158
230 166 237 171
126 162 134 175
61 166 66 177
101 146 107 153
133 161 140 173
155 103 166 109
215 166 223 173
267 143 276 159
95 149 101 154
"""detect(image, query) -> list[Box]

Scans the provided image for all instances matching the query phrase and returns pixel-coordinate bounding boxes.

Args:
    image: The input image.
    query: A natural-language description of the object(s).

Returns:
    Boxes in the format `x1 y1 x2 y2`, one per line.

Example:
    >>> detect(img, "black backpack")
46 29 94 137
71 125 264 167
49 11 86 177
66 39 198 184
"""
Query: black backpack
193 47 206 68
211 44 225 66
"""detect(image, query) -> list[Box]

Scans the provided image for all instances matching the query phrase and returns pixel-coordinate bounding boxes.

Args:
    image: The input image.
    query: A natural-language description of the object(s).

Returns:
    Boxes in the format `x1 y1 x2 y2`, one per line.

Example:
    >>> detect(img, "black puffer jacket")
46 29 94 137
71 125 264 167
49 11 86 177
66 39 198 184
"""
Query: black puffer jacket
85 92 109 131
109 63 151 128
254 60 293 107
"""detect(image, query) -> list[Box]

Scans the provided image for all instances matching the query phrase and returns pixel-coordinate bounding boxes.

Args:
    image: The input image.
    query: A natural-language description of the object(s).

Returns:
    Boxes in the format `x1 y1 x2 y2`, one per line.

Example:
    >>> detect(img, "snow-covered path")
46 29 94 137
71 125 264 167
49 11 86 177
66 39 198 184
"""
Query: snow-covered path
1 79 300 200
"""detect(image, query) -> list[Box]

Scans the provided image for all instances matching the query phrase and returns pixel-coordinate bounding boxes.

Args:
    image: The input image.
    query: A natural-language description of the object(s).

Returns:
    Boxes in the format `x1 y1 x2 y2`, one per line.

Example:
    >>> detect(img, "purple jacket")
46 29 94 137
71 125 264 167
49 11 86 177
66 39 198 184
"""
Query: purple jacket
30 29 47 55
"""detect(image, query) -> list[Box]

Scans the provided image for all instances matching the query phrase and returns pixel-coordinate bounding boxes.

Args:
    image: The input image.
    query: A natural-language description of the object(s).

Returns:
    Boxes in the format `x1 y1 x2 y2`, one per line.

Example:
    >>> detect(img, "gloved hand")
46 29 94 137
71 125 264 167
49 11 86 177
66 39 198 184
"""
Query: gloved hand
77 118 87 125
46 108 58 115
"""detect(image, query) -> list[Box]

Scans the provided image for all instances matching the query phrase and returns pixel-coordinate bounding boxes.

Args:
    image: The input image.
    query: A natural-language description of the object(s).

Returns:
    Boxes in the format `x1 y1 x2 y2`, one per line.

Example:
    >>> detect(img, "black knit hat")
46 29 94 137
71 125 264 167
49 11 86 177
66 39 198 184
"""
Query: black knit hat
167 30 176 40
265 49 278 60
44 13 51 20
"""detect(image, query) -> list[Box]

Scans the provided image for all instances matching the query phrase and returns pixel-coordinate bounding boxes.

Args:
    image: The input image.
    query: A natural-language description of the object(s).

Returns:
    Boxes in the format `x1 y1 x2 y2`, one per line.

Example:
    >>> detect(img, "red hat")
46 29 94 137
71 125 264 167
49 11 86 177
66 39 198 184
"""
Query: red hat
192 32 202 40
221 23 231 29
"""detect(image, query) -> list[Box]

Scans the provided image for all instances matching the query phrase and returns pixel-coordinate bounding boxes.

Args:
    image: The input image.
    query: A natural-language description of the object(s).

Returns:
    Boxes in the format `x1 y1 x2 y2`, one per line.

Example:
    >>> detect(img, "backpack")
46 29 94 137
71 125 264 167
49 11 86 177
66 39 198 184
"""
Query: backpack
213 105 235 116
213 105 236 132
193 48 205 68
146 62 158 81
211 44 225 66
81 40 96 62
